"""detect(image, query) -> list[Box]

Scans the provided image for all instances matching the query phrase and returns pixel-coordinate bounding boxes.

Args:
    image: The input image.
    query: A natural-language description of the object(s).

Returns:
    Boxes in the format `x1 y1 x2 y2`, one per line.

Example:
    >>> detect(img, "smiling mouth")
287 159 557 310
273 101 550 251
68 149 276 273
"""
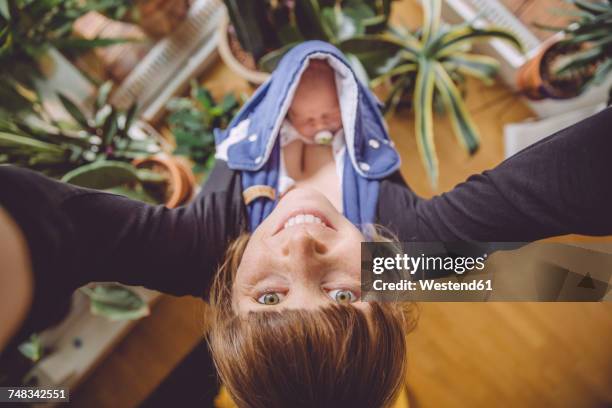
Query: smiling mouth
274 209 335 235
284 214 323 229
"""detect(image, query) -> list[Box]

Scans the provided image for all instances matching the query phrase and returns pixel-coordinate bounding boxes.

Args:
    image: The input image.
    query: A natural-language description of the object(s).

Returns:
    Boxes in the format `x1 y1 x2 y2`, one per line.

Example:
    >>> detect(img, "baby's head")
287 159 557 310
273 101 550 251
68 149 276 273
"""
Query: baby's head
287 59 342 142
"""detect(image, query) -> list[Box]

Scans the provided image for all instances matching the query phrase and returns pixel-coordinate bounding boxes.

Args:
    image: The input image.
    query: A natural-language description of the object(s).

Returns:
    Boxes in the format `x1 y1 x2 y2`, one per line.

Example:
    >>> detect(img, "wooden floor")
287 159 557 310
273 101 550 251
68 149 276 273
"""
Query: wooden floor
72 1 612 407
500 0 575 40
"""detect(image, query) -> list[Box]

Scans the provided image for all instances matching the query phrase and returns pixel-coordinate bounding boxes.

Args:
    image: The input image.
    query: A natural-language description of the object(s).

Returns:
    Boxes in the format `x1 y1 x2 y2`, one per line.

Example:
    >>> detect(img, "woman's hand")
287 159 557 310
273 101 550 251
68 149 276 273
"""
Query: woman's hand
0 206 33 353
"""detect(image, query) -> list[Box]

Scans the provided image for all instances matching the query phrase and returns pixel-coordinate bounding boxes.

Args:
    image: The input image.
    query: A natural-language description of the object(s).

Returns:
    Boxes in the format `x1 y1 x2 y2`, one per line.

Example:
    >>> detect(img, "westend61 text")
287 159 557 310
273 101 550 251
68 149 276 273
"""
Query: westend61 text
373 279 493 291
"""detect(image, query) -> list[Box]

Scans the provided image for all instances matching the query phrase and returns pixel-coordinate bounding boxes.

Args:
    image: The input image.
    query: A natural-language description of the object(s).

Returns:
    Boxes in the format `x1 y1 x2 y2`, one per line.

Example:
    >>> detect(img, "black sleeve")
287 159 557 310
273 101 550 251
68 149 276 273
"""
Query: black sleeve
0 161 245 335
379 106 612 242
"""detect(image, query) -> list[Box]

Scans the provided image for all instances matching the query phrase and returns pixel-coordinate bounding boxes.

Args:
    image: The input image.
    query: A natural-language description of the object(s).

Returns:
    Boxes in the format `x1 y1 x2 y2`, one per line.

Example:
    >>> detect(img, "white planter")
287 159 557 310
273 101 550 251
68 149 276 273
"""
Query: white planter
216 8 271 85
441 0 611 119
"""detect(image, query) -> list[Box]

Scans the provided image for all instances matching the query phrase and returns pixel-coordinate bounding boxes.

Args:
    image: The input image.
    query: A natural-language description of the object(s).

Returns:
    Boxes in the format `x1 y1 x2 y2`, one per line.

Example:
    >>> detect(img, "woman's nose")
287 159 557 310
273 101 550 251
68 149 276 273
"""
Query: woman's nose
281 229 327 257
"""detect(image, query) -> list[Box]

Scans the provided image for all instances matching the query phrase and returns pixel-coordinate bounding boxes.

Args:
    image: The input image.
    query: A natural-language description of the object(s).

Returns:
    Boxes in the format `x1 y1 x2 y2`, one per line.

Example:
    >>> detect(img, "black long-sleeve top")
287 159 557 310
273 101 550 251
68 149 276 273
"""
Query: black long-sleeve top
1 106 611 350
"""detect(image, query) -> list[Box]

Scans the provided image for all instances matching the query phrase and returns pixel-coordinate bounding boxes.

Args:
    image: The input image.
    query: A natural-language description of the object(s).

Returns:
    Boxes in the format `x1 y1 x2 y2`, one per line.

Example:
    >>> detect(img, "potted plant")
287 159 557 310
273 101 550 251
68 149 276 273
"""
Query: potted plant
0 82 195 207
340 0 522 187
88 0 192 39
166 81 243 175
132 154 195 208
517 0 612 100
218 0 395 84
0 0 126 114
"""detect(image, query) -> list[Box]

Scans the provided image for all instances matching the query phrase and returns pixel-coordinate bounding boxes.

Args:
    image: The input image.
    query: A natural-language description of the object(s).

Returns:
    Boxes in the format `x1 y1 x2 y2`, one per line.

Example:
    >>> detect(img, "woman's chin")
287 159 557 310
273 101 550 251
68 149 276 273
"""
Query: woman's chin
278 186 334 210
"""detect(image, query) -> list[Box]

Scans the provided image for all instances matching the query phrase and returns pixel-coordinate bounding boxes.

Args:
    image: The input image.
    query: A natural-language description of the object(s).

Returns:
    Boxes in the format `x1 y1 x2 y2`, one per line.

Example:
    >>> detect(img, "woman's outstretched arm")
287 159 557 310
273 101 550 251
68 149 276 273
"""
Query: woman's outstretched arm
411 106 612 241
0 163 245 296
0 162 245 340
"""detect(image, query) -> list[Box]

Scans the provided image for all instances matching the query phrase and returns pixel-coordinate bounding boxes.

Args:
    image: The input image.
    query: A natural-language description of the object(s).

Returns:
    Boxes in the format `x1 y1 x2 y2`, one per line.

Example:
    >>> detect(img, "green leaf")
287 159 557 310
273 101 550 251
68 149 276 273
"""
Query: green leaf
102 109 118 147
573 0 610 16
370 62 417 88
52 37 132 50
585 58 612 88
224 0 278 61
95 81 113 111
442 52 500 83
0 131 65 153
555 45 603 76
18 334 42 362
339 35 408 78
193 83 214 109
122 103 138 133
413 58 438 187
136 169 167 184
295 0 330 40
432 26 524 58
219 93 238 114
433 61 480 155
422 0 442 45
0 0 10 20
61 160 140 189
81 284 149 321
57 93 89 129
383 76 412 114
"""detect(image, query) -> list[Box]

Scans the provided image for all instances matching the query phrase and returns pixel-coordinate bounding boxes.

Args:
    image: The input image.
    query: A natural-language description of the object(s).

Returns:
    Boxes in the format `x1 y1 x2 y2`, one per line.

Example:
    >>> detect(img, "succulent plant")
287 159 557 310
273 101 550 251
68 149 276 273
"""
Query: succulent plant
341 0 522 187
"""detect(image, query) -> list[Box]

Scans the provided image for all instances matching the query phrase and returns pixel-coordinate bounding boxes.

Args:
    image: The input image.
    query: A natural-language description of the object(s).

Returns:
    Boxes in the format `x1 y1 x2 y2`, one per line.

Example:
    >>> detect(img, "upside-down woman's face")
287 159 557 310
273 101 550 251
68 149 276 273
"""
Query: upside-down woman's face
233 187 368 313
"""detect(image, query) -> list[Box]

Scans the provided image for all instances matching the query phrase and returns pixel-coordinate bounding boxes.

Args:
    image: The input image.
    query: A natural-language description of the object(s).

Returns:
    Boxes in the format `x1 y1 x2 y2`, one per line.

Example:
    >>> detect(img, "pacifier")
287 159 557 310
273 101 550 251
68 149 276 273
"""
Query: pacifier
314 130 334 145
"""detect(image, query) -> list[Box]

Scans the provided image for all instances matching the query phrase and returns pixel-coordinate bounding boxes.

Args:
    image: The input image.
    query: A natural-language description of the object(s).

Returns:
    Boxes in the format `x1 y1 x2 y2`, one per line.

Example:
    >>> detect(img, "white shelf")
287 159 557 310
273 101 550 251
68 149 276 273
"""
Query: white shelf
26 286 161 406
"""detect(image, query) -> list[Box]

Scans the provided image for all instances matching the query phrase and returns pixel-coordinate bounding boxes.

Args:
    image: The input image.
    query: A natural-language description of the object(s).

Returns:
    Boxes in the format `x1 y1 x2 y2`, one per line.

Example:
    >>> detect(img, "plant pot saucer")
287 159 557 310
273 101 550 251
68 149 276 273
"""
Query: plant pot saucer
216 11 270 86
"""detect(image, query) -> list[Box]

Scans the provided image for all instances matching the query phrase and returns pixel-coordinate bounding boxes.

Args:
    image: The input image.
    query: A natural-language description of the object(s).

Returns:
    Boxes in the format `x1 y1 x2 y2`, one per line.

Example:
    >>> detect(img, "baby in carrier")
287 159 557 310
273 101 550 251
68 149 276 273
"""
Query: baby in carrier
279 59 345 211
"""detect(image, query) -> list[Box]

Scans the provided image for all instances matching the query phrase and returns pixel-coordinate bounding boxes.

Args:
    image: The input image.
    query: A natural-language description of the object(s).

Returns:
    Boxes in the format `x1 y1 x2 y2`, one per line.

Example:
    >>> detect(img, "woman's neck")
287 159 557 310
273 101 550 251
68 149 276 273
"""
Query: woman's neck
282 140 342 211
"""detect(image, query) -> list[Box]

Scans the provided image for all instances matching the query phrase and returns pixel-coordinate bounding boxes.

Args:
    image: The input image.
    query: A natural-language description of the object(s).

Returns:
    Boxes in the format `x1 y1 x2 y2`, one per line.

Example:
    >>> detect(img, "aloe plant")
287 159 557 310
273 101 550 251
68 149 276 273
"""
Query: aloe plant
538 0 612 96
341 0 522 187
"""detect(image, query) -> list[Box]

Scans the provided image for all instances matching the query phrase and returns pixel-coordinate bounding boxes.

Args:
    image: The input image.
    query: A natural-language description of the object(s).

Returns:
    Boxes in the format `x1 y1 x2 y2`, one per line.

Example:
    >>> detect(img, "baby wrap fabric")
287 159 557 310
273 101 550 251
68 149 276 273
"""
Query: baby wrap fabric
214 40 401 232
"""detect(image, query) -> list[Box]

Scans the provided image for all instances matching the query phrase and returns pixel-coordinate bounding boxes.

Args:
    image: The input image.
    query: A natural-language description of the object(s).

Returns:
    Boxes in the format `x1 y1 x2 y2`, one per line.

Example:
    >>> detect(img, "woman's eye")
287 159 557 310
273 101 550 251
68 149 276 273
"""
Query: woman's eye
256 292 284 305
328 289 358 304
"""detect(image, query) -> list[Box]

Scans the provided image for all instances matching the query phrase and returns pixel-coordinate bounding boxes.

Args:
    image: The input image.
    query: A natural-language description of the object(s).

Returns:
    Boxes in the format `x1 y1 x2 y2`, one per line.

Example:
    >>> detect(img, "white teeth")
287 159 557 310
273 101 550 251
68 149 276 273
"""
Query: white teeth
283 214 326 230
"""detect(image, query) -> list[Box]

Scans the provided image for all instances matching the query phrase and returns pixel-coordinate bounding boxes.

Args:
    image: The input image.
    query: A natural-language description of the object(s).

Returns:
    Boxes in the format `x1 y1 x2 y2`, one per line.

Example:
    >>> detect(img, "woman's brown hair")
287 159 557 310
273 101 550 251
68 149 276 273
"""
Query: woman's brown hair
207 232 417 408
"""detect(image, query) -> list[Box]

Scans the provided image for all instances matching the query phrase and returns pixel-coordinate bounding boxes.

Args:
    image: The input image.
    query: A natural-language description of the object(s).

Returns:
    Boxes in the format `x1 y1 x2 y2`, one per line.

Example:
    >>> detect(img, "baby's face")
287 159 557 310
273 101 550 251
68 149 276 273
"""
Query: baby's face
287 61 342 141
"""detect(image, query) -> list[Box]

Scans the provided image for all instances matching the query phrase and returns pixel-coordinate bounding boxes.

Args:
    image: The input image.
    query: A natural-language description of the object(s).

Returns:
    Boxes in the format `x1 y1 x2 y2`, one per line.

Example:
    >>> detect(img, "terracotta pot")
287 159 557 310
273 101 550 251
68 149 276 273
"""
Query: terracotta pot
517 39 594 100
129 0 191 39
133 154 195 208
217 12 270 85
516 43 551 100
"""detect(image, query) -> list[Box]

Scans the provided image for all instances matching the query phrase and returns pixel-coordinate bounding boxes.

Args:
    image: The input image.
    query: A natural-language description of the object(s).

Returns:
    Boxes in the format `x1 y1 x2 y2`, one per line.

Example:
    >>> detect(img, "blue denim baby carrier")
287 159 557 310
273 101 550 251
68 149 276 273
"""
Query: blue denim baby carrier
214 41 401 232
